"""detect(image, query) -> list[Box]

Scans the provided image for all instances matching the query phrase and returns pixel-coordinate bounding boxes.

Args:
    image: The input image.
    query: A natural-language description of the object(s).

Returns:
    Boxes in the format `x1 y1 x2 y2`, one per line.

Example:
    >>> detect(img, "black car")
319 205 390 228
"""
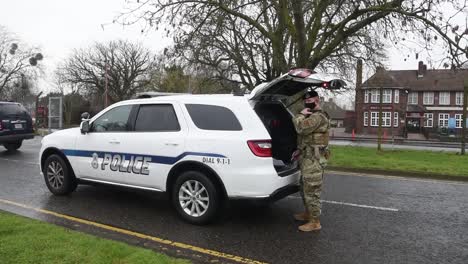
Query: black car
0 102 34 151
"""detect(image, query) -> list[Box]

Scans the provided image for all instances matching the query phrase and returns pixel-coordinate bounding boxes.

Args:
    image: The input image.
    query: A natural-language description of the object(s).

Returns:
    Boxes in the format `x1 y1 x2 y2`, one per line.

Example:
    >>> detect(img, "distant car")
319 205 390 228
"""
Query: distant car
39 69 345 224
0 102 35 151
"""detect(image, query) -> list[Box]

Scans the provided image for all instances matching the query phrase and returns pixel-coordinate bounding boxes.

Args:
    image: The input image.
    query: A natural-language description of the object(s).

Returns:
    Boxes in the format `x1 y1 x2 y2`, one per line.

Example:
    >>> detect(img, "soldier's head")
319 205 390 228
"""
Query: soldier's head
303 88 320 110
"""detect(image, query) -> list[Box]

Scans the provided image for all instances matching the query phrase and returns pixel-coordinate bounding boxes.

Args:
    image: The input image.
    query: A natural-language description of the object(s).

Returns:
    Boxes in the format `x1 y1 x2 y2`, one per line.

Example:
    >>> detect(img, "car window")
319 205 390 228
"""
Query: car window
134 104 180 132
91 105 132 132
185 104 242 131
0 103 28 116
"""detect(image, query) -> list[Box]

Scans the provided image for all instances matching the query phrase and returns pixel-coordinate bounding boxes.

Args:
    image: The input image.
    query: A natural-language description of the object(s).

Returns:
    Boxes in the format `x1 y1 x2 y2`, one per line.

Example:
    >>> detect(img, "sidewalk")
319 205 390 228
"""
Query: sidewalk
329 127 406 140
327 166 468 182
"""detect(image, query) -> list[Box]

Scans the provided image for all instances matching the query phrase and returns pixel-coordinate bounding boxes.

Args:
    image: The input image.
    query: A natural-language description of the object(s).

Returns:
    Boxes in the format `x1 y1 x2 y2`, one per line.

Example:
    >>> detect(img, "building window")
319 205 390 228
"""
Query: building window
438 113 449 128
371 112 391 127
456 92 464 106
383 89 392 103
371 112 379 126
364 90 369 103
424 113 433 127
393 112 398 127
364 112 368 126
408 92 418 105
439 92 450 105
371 89 380 103
394 90 399 103
423 92 434 105
382 112 391 127
455 114 463 128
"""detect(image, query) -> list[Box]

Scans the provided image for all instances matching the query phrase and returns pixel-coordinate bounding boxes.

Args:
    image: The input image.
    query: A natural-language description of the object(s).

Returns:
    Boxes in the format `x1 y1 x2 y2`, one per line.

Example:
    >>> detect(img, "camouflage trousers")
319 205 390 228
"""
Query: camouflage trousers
299 155 326 219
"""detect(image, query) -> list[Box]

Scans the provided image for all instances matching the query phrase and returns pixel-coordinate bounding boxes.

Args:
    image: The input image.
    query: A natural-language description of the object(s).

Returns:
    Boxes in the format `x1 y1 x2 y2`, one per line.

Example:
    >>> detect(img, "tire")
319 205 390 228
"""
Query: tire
43 154 77 195
172 171 220 225
4 141 22 151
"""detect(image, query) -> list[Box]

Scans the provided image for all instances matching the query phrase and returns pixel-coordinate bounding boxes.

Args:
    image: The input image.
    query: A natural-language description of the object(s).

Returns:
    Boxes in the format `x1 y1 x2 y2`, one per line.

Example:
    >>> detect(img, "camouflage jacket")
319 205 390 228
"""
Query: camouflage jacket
293 109 330 154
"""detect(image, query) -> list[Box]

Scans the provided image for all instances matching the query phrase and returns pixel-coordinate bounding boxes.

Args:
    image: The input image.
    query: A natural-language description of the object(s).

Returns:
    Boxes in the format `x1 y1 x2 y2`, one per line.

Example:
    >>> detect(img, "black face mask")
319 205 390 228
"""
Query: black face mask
305 102 316 110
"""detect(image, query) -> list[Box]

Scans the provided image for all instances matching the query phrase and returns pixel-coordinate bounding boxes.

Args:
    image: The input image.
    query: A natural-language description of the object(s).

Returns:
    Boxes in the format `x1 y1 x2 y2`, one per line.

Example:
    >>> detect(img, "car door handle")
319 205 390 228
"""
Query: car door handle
109 140 120 144
165 143 179 146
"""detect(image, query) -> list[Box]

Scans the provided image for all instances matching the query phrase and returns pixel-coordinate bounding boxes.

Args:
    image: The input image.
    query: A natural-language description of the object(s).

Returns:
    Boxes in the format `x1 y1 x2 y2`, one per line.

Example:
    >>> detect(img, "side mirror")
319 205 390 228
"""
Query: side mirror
80 120 90 134
81 112 90 120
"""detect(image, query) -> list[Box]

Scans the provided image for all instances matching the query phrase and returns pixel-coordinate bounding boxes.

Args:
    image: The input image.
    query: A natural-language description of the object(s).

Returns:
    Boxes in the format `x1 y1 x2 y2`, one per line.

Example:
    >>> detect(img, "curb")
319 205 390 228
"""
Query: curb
327 166 468 182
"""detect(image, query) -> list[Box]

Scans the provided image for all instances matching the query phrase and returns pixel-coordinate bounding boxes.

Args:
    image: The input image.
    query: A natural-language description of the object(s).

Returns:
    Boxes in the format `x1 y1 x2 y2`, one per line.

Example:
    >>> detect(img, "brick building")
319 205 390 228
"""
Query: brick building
322 98 346 127
355 61 467 138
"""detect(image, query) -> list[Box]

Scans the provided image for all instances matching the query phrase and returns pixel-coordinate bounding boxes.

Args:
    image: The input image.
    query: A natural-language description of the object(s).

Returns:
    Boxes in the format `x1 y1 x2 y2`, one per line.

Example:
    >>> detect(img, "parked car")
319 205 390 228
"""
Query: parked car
0 101 35 151
39 69 345 224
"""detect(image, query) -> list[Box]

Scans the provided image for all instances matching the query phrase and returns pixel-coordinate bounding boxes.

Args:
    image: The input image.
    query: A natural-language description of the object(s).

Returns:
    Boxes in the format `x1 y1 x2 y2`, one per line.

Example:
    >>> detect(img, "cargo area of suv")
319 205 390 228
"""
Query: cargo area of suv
0 102 34 151
254 101 298 174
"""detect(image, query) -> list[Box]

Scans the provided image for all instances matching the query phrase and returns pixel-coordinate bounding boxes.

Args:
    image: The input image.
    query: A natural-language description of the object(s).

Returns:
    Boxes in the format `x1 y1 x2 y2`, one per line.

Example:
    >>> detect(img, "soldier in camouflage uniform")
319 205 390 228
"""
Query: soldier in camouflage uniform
292 89 330 232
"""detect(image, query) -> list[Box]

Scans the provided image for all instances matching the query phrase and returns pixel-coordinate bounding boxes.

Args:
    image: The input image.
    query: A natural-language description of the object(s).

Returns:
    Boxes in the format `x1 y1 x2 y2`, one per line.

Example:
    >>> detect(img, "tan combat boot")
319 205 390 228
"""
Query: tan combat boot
298 218 321 232
293 211 309 221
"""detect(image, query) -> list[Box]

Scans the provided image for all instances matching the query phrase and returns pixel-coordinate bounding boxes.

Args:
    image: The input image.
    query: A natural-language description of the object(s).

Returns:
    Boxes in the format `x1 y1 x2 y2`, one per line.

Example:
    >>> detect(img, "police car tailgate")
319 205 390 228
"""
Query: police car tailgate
249 69 346 101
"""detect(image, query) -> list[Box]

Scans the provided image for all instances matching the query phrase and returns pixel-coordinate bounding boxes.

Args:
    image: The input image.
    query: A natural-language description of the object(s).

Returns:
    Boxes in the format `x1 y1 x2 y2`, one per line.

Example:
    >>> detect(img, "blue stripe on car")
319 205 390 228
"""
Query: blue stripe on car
61 149 225 165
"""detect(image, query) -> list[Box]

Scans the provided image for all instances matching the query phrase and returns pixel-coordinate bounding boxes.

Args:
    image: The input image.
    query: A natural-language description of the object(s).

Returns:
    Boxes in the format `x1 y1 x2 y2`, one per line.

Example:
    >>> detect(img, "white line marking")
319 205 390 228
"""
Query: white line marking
321 199 399 212
0 158 39 165
287 196 399 212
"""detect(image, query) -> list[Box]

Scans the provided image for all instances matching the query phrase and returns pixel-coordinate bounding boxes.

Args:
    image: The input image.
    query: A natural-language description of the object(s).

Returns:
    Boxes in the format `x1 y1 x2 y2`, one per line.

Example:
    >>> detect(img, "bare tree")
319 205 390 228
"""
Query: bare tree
118 0 468 89
58 40 155 103
146 56 240 94
0 26 43 98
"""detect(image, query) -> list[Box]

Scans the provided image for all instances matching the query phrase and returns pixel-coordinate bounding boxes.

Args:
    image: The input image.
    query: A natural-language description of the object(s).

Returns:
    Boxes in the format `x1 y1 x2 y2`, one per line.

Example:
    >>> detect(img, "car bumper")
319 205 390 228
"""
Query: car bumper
0 133 34 143
230 183 299 203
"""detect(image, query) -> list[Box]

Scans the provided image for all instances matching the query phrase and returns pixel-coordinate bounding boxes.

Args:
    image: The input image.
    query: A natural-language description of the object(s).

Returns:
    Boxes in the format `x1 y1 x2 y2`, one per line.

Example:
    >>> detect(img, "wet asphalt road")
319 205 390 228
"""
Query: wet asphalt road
0 137 467 264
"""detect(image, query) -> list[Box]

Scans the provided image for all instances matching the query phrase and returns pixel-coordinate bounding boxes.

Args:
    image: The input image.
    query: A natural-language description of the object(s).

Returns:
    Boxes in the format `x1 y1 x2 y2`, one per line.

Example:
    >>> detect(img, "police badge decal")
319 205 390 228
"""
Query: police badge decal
91 153 99 169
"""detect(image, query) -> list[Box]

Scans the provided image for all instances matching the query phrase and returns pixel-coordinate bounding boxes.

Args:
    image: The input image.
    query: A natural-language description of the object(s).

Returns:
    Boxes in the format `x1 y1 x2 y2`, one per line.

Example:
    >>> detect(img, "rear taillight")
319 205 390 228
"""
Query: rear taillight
247 140 272 157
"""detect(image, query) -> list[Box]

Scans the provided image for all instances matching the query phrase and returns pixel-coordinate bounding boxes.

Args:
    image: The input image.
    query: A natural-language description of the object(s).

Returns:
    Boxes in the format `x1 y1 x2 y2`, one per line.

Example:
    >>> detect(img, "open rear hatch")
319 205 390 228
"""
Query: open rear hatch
249 69 346 174
249 69 346 101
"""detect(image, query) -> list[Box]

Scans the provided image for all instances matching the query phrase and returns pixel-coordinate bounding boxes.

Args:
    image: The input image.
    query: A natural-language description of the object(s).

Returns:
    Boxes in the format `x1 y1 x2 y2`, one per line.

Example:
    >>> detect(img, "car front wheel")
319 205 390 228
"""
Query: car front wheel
43 154 77 195
172 171 220 225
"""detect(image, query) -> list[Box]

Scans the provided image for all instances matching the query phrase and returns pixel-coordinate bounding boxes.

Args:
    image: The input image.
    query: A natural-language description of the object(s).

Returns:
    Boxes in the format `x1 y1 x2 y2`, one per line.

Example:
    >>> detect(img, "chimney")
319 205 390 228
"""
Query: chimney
356 59 363 90
417 61 426 78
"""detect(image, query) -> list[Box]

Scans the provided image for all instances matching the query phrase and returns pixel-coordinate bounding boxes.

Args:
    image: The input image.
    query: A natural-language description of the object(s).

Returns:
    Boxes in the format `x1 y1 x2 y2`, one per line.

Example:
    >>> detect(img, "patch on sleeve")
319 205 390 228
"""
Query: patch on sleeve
303 119 313 128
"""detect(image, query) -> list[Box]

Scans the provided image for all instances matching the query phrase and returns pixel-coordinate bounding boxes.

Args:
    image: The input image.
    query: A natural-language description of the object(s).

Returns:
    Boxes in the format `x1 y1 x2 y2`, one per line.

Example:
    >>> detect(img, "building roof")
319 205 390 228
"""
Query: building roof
322 99 346 119
362 67 468 91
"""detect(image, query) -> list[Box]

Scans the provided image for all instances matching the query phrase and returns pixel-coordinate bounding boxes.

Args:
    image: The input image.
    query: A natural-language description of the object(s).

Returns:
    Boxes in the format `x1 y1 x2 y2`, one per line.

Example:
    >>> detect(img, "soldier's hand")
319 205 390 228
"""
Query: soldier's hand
291 149 301 161
301 108 312 116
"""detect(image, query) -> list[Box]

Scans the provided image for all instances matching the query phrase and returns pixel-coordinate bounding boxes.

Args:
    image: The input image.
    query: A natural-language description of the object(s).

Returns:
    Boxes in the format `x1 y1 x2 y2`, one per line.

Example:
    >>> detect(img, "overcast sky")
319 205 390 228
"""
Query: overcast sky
0 0 437 103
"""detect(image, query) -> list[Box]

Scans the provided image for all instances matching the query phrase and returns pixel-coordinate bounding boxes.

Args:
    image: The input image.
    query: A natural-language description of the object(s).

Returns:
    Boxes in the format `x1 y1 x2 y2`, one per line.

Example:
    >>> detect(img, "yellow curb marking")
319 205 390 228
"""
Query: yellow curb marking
0 198 266 264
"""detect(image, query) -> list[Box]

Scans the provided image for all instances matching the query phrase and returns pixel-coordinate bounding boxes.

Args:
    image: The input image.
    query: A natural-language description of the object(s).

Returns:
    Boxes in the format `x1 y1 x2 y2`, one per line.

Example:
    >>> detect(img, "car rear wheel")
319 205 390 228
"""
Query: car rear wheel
4 141 22 151
43 154 77 195
172 171 220 225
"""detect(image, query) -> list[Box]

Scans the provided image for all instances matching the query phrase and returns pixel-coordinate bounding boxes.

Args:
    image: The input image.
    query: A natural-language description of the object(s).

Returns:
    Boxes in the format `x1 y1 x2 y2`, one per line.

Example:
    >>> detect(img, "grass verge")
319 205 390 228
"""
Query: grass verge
329 146 468 178
0 211 189 264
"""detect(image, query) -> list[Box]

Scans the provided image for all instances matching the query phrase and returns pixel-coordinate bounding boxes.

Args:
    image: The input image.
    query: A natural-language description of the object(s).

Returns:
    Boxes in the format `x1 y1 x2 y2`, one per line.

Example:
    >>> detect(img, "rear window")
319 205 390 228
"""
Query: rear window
185 104 242 131
0 103 28 116
135 104 180 132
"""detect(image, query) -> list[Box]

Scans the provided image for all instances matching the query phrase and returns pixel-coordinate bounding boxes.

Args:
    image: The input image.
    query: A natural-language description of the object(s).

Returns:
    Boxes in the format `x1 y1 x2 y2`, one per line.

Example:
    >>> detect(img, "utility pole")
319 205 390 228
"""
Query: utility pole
377 86 383 151
461 79 468 155
104 61 109 108
35 91 43 128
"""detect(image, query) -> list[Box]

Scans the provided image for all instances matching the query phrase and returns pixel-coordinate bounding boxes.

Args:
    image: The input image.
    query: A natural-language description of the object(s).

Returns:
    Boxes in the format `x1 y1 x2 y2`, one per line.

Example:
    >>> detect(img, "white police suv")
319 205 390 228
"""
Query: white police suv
39 69 345 224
